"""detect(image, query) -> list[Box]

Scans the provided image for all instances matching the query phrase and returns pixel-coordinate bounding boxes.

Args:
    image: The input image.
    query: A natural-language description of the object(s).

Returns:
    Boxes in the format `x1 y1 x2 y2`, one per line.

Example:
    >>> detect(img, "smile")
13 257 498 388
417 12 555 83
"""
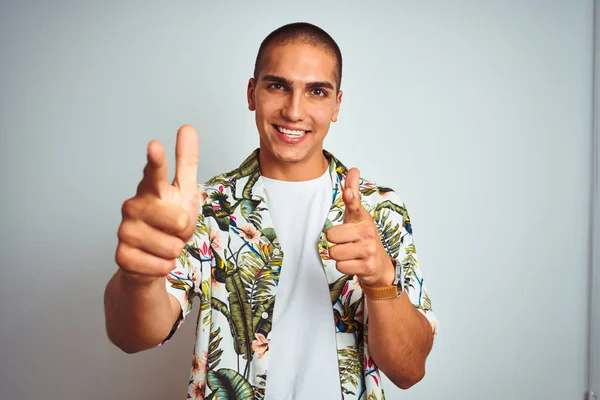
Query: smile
274 125 309 138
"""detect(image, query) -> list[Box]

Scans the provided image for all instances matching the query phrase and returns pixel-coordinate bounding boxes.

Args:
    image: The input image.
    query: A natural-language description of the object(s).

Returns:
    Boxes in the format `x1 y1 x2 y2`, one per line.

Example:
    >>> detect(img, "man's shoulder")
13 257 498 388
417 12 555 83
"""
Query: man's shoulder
358 175 403 203
199 150 260 192
200 168 240 190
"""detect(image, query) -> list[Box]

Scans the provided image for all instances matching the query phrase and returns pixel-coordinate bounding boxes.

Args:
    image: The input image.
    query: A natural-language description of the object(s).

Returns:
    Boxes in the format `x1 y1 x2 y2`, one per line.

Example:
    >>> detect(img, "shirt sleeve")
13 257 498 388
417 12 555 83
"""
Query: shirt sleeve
387 191 439 336
161 201 211 344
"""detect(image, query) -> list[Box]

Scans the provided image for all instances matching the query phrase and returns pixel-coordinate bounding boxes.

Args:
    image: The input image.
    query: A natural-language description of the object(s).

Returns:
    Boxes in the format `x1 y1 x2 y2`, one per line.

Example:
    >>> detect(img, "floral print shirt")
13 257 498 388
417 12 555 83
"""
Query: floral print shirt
163 149 438 399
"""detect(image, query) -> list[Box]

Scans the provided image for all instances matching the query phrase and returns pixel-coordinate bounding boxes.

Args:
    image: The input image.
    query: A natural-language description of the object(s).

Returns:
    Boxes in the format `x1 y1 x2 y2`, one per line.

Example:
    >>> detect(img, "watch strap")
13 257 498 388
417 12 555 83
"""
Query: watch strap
361 282 401 300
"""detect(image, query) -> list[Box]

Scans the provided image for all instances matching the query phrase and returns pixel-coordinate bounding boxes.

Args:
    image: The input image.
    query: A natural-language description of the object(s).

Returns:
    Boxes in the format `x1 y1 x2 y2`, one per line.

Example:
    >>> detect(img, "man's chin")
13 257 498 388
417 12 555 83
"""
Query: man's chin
272 148 306 164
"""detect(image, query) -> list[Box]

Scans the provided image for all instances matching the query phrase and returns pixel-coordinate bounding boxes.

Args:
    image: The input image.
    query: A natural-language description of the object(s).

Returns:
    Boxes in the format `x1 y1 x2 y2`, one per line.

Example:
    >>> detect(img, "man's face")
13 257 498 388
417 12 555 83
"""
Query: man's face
247 42 342 179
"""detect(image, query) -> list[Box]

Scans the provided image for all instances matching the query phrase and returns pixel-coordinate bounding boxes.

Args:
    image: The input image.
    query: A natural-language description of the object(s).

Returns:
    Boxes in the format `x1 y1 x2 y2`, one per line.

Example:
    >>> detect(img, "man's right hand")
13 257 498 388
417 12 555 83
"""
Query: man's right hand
115 124 200 285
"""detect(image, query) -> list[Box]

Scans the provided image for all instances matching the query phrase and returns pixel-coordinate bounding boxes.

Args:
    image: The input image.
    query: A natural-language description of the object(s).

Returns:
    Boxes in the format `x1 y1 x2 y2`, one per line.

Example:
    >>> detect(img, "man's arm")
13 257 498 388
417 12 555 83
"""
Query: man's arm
104 271 180 353
327 167 436 389
366 275 434 388
103 125 200 353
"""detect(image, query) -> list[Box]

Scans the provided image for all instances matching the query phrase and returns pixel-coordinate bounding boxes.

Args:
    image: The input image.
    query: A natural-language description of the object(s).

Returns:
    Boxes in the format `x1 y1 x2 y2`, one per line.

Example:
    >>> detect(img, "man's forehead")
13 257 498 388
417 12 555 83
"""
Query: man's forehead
260 43 338 85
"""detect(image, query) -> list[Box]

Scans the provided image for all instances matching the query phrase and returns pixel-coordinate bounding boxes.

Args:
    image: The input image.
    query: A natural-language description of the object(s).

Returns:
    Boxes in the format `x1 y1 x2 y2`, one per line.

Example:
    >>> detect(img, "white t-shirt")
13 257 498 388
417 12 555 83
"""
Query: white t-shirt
261 169 342 400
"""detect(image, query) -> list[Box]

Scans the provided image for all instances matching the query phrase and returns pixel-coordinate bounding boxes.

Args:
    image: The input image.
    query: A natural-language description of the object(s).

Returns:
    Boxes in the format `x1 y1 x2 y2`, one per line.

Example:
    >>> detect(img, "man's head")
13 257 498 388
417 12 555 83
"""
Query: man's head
247 22 344 181
253 22 343 92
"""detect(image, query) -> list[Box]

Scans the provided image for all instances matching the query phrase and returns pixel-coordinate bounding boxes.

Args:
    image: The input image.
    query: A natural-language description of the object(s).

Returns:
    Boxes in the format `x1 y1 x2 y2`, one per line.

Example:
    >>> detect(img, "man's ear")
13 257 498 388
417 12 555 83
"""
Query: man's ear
331 90 343 122
247 78 256 111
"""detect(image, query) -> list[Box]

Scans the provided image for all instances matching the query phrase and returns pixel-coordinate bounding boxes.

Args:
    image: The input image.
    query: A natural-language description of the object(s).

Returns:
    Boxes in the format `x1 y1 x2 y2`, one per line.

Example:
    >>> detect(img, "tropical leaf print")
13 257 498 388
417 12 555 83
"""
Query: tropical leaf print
372 209 401 259
225 274 253 361
338 341 364 394
373 200 408 221
238 198 263 230
261 228 277 242
252 373 267 400
211 297 230 319
361 186 394 197
252 296 275 337
203 204 230 231
205 176 235 191
242 170 260 199
401 242 418 282
237 251 278 313
421 290 432 311
194 214 208 237
208 324 224 371
206 368 254 400
329 275 352 305
212 248 229 283
333 295 363 337
167 150 436 400
367 388 380 400
200 280 212 331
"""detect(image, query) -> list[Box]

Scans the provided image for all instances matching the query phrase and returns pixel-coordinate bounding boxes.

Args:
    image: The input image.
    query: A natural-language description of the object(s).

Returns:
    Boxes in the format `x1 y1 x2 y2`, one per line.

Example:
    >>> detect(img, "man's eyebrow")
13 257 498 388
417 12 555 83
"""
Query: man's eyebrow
262 75 335 91
262 75 293 86
306 81 335 91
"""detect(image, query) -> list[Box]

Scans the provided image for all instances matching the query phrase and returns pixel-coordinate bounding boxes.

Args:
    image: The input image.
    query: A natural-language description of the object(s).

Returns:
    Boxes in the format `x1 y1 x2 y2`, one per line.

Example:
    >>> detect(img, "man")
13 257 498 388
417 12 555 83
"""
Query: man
104 22 438 400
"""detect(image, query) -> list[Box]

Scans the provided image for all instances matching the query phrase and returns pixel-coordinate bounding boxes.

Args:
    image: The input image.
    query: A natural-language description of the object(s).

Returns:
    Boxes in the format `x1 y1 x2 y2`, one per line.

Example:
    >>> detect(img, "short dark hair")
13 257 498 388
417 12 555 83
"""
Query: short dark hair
253 22 343 91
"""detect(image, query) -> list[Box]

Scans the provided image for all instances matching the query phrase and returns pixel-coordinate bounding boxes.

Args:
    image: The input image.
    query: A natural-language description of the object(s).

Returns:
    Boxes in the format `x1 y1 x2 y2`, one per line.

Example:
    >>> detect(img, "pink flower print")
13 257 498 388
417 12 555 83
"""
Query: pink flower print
239 224 261 244
199 189 208 205
198 242 211 257
209 228 223 250
191 270 201 293
190 379 205 399
372 374 379 386
251 333 270 359
341 282 349 297
191 351 207 375
365 355 374 369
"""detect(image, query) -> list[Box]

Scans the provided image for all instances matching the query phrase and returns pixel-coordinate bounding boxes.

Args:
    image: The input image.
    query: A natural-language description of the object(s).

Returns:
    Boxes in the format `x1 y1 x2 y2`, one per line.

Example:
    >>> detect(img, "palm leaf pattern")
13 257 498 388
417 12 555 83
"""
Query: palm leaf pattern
339 341 364 392
206 368 254 399
165 149 437 400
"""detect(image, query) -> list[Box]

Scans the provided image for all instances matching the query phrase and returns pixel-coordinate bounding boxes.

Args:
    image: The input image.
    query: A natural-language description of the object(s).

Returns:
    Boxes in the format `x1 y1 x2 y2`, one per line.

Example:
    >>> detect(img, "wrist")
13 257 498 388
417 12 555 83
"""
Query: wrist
359 258 396 287
118 269 166 292
361 258 403 301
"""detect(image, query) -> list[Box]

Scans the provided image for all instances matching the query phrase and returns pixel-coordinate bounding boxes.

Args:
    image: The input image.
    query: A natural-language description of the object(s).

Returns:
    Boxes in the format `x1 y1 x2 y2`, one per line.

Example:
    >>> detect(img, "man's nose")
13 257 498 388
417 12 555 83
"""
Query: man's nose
281 91 306 121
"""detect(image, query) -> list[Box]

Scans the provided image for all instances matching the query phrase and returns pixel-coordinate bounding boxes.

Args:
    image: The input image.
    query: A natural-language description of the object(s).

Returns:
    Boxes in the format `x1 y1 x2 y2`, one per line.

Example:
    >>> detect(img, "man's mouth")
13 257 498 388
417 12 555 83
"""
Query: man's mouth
274 125 309 139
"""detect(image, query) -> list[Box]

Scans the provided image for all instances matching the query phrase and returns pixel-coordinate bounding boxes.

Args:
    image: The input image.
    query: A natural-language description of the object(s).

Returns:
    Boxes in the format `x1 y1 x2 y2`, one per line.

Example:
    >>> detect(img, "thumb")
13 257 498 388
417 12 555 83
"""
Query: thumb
343 168 365 223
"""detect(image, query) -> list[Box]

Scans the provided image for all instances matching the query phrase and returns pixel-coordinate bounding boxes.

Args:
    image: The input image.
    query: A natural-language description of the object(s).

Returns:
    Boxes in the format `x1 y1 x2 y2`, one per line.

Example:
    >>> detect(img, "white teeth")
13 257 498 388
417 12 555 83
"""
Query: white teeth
277 126 307 137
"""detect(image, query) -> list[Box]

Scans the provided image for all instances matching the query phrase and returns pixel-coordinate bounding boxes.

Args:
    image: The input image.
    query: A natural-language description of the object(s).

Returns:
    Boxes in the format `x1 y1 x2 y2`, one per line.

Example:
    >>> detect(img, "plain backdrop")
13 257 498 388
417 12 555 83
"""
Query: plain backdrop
0 1 596 399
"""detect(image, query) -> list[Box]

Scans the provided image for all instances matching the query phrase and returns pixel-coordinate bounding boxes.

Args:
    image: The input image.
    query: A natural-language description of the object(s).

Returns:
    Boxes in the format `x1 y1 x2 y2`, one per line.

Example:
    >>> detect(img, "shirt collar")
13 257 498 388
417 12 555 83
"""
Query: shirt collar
233 149 349 206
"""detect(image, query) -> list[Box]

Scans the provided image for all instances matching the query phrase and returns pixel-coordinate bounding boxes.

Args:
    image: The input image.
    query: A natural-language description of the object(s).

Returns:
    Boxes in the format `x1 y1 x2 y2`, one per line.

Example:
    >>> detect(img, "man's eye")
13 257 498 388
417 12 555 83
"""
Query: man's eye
311 89 326 97
268 84 285 90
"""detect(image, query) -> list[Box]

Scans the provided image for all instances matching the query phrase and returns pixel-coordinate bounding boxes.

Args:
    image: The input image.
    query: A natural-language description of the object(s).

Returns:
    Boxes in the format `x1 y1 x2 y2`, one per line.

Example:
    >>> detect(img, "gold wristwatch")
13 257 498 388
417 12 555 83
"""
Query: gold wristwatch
361 258 404 300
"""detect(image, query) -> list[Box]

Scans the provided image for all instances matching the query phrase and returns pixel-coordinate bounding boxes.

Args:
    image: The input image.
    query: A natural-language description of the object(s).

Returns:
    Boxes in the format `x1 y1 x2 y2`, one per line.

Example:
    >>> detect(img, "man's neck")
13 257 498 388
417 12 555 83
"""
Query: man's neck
258 148 329 182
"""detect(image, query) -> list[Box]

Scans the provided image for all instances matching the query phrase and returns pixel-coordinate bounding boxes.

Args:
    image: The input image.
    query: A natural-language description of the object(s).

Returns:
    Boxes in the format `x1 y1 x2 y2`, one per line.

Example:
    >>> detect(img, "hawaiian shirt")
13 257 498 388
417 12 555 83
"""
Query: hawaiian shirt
163 149 438 400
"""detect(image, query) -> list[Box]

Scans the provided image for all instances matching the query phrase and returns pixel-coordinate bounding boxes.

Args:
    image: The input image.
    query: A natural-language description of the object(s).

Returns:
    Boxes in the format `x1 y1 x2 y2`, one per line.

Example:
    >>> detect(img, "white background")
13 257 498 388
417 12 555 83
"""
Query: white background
0 1 596 399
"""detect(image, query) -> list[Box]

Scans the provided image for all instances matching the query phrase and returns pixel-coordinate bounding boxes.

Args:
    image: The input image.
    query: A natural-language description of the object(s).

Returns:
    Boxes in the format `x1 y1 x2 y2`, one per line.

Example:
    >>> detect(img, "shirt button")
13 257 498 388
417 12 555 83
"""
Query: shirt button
262 312 268 319
255 377 261 384
273 248 280 255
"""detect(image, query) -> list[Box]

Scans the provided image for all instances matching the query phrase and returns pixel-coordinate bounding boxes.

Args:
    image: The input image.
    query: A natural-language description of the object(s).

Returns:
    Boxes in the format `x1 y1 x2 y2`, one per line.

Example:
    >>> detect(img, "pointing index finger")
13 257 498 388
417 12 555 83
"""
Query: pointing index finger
173 124 199 193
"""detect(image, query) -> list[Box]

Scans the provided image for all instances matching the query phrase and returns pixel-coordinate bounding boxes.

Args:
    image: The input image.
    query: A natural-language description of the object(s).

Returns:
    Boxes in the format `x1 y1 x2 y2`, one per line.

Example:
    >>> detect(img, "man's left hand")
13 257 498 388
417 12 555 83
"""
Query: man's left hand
326 168 395 287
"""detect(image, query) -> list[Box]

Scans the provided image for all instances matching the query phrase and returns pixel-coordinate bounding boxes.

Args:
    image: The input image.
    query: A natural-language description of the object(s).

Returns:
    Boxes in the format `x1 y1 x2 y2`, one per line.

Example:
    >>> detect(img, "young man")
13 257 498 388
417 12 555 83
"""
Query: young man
104 22 438 400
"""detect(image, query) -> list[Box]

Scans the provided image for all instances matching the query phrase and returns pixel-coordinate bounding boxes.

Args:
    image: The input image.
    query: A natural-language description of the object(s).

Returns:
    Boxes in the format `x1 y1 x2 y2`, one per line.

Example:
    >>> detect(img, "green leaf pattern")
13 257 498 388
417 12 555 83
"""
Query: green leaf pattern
165 149 438 399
